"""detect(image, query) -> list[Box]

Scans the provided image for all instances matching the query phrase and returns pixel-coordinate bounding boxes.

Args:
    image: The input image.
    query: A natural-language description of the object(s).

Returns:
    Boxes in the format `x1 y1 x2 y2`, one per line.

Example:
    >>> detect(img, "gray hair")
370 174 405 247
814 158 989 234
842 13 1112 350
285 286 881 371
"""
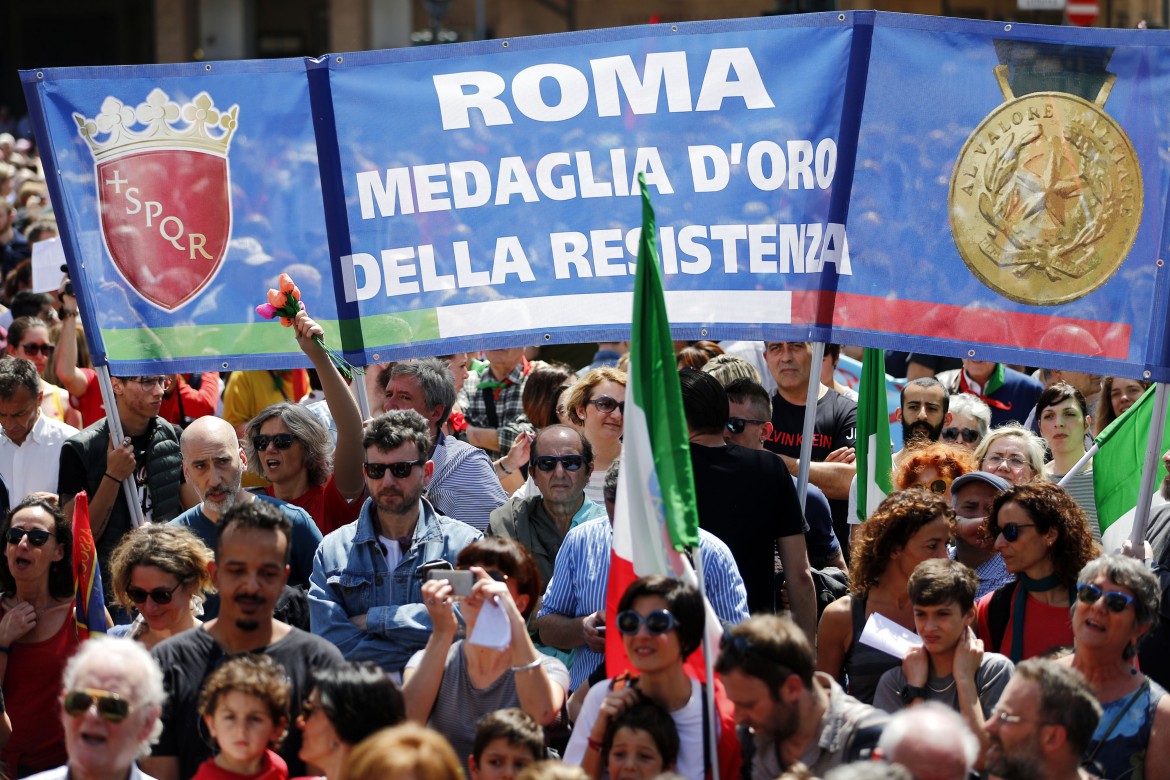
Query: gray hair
0 354 40 399
877 702 978 773
701 354 761 387
947 393 992 436
1013 659 1102 755
63 639 166 757
824 763 912 780
973 422 1047 477
363 409 432 458
244 403 334 486
388 359 456 427
1077 554 1161 629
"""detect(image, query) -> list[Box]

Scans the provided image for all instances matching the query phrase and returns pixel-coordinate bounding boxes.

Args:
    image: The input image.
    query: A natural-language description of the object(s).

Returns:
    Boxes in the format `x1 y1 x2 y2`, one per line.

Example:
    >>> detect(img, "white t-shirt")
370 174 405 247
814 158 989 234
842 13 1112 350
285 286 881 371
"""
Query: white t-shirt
564 677 705 780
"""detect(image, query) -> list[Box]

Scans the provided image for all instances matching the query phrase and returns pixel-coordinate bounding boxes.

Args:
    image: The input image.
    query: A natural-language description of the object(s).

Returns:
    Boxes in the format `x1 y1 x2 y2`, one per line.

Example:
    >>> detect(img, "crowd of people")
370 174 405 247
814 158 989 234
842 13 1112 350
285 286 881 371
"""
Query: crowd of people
1 139 1169 780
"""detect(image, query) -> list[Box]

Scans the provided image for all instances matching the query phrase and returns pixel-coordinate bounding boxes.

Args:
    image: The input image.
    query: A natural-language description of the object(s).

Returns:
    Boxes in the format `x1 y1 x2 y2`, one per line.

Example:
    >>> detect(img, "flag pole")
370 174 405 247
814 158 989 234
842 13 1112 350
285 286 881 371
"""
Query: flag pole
796 342 827 511
1057 443 1099 487
1131 382 1169 548
691 544 721 780
95 365 145 529
352 373 372 419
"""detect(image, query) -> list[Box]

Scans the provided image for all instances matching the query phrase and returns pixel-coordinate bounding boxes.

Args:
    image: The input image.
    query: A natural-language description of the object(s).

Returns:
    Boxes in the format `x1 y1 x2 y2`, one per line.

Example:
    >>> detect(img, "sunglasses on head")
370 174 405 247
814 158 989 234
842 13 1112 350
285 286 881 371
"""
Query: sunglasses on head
20 343 53 357
532 454 586 472
252 433 297 451
63 689 132 723
941 427 980 444
126 581 183 605
726 417 768 435
587 396 624 415
989 522 1037 542
1077 583 1136 613
616 609 676 636
5 527 54 546
913 477 953 495
363 460 425 480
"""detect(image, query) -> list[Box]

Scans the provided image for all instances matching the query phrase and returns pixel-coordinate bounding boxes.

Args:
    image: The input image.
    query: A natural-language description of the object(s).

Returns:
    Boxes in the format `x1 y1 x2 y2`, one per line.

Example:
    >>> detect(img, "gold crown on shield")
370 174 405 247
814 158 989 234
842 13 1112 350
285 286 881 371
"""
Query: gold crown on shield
73 88 239 163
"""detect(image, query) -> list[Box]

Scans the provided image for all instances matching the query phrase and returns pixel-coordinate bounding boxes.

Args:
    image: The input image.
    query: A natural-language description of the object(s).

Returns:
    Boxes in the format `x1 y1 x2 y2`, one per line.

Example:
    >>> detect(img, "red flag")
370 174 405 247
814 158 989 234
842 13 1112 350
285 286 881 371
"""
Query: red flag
71 491 107 640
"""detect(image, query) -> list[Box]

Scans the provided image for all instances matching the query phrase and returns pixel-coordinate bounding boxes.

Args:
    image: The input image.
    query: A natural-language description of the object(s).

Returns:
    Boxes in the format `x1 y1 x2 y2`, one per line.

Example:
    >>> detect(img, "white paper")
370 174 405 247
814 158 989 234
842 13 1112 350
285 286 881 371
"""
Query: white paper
468 597 512 650
858 611 922 658
31 237 67 293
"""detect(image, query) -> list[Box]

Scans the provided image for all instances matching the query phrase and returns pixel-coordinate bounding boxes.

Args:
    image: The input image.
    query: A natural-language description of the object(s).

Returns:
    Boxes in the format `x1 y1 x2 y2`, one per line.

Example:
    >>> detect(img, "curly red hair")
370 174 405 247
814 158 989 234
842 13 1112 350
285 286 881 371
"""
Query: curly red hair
895 442 977 491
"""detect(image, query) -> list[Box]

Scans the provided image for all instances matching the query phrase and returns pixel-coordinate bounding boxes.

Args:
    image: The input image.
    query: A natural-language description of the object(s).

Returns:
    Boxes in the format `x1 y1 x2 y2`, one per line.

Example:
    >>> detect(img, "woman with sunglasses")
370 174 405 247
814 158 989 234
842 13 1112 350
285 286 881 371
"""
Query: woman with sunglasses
107 524 214 649
566 575 737 780
0 496 77 775
1036 383 1101 541
971 423 1047 486
6 315 78 427
1095 376 1151 436
893 442 976 503
975 482 1099 664
818 490 953 704
403 537 568 769
1063 555 1170 779
295 662 406 780
938 393 990 453
563 367 626 504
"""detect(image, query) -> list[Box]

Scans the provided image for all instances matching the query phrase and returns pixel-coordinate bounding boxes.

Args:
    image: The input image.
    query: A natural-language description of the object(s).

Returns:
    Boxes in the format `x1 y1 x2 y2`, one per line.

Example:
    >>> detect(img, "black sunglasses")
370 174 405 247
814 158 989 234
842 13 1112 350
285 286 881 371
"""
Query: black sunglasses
252 433 297 451
1077 583 1136 613
587 396 625 415
363 460 426 480
126 581 184 606
5 527 55 546
63 689 132 723
20 343 54 357
726 417 768 435
941 427 981 444
989 522 1037 542
616 609 676 636
532 455 587 472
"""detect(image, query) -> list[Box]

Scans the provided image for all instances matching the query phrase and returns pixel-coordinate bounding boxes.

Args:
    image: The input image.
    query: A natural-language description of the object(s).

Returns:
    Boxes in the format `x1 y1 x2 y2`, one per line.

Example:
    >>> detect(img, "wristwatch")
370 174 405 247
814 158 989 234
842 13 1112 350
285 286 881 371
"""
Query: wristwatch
901 685 929 704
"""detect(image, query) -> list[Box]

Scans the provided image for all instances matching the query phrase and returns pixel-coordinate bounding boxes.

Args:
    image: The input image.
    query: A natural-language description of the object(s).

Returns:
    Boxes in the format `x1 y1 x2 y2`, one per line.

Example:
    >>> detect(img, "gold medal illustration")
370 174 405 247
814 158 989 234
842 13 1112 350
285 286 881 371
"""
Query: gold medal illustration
949 64 1142 306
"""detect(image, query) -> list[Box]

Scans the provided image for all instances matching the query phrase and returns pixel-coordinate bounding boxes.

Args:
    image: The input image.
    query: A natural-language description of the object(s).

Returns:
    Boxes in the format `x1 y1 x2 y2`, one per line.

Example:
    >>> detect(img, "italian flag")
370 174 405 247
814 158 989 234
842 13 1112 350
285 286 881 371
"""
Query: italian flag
854 347 893 522
1095 384 1169 549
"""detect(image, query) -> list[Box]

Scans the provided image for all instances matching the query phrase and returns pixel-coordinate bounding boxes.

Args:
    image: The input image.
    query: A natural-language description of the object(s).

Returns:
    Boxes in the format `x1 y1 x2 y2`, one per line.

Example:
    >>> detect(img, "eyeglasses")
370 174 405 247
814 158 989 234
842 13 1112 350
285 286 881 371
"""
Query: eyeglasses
726 417 768 435
984 454 1030 470
941 427 980 444
131 376 168 389
252 433 297 452
586 396 624 415
989 522 1037 543
19 343 53 357
363 460 426 480
616 609 676 636
532 455 587 472
5 527 55 546
1076 583 1136 613
63 689 133 723
988 707 1026 725
913 477 953 494
301 698 322 719
126 581 184 605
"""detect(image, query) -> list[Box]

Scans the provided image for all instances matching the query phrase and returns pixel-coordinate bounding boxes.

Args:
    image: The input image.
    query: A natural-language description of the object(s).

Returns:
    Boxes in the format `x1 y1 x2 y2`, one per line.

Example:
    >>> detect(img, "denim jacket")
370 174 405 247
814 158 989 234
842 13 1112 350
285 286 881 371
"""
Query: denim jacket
308 496 482 672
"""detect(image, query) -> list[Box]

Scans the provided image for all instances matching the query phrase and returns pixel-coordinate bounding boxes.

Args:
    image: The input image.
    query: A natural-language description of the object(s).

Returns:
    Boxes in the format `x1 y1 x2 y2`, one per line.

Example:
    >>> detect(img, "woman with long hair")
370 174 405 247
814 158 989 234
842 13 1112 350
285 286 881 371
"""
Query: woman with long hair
1095 376 1151 436
818 490 954 704
975 481 1099 663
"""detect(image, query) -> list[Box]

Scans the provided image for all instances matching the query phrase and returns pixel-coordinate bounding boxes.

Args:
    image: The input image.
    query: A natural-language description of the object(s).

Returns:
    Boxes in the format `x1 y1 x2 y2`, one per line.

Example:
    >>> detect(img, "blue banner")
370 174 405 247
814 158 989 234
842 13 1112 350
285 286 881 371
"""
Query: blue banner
20 12 1170 379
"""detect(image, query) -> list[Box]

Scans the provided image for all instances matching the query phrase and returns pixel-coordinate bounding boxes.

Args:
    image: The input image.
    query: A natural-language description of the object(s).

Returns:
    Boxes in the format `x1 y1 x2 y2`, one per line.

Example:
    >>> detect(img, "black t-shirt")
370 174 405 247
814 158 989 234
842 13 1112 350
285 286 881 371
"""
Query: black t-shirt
764 389 857 550
690 443 807 614
151 625 344 779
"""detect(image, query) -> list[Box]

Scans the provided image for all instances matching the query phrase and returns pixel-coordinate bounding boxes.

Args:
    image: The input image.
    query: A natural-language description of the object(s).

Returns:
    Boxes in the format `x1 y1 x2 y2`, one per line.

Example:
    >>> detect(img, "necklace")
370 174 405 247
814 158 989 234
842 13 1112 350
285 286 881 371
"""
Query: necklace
928 678 957 694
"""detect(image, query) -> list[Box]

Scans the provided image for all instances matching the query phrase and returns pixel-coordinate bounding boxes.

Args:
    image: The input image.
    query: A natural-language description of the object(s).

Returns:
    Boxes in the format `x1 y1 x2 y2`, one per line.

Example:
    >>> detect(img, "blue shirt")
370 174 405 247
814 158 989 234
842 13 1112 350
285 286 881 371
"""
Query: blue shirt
536 517 750 690
426 431 507 532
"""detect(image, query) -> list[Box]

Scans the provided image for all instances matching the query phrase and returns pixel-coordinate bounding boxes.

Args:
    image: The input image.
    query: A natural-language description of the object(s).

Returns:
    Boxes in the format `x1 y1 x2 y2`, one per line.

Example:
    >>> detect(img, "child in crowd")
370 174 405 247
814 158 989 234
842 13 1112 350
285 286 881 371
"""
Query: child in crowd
873 559 1013 753
602 699 679 780
469 709 545 780
194 656 291 780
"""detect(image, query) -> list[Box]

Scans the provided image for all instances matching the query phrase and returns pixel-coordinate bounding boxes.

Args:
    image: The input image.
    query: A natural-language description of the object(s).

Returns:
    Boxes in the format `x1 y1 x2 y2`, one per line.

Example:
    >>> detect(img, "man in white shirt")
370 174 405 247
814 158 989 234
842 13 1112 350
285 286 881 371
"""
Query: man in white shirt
0 355 76 503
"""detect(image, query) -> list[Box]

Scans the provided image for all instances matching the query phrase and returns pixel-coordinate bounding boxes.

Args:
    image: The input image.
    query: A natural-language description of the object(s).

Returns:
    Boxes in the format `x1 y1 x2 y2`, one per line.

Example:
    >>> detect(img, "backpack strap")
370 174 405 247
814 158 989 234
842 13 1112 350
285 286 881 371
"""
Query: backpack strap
988 582 1016 654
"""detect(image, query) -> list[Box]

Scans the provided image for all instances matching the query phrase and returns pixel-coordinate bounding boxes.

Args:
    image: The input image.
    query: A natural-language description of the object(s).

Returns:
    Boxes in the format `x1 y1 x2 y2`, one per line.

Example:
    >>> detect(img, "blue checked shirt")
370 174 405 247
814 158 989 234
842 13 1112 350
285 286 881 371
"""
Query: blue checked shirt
535 518 750 690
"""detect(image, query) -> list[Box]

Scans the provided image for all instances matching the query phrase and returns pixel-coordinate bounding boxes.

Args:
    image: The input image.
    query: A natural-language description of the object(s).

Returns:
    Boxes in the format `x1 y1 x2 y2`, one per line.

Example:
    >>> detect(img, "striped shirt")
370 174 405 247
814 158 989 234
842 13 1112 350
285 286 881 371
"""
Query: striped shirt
1048 470 1100 542
536 517 750 690
426 432 507 532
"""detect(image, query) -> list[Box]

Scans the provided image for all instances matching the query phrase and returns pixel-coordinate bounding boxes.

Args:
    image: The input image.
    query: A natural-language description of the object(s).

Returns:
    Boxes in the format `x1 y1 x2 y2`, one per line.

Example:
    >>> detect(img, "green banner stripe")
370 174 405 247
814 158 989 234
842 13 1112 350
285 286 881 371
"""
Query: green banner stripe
102 309 440 361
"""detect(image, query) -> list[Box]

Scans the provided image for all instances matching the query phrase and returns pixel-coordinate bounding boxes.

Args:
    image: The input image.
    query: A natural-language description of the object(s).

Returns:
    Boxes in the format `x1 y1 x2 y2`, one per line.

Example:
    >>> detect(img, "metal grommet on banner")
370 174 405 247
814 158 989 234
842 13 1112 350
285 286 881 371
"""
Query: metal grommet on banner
221 362 229 369
1004 24 1012 31
1145 371 1152 379
336 57 343 64
543 333 551 341
967 349 976 357
700 328 708 337
1158 259 1164 267
502 41 509 48
37 72 44 79
672 25 679 32
205 64 212 72
372 354 380 361
839 13 846 21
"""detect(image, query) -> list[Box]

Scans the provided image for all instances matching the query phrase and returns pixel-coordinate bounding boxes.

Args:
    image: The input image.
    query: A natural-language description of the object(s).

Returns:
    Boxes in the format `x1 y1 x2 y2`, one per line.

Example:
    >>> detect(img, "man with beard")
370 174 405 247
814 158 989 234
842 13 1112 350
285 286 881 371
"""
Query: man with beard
142 500 344 780
716 614 887 778
308 409 482 673
170 415 322 614
984 659 1100 780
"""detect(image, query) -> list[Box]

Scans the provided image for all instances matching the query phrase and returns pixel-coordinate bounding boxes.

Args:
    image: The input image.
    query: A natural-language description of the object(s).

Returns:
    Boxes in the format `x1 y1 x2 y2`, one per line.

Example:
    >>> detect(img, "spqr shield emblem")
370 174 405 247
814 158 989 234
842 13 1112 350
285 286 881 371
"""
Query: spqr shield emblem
96 149 231 311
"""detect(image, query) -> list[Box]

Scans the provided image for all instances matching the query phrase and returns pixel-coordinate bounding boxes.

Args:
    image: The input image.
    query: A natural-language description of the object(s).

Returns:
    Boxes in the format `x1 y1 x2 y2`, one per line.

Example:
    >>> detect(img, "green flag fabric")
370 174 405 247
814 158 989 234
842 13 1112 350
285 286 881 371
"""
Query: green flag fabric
855 347 893 522
1093 385 1169 533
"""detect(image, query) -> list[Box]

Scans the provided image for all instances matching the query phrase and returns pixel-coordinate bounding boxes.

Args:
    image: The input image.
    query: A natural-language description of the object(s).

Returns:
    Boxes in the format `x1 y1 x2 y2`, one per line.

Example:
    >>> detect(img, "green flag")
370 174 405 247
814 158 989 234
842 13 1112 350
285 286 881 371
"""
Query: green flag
1093 384 1169 533
855 347 893 521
